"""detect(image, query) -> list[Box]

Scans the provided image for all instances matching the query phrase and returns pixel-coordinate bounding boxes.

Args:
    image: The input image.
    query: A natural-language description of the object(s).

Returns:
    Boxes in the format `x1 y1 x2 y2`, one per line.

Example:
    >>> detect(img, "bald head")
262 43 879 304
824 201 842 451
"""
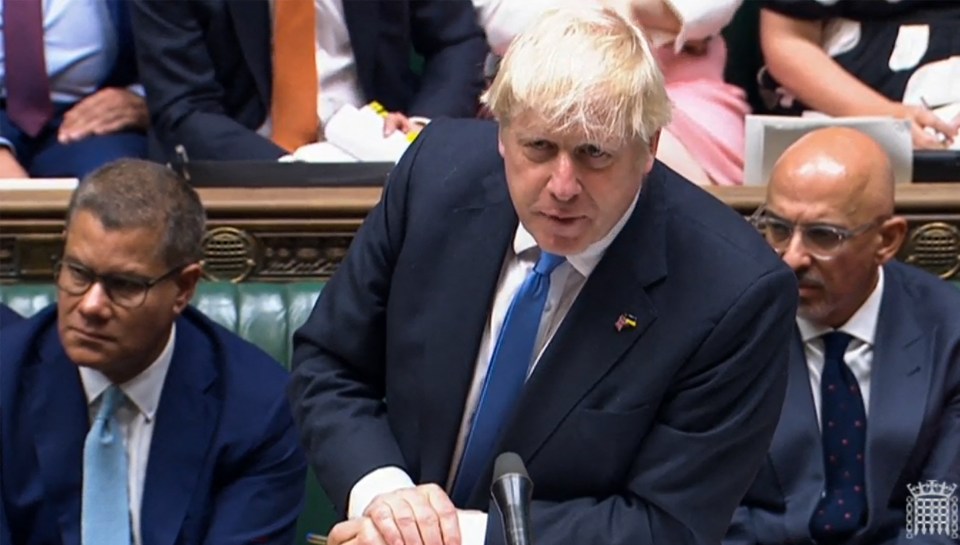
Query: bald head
764 126 908 328
769 127 895 221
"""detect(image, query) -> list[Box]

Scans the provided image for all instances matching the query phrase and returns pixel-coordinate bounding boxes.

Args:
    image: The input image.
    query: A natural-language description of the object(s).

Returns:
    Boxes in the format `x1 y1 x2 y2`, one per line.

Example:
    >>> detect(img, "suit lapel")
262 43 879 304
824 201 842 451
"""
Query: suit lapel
27 334 88 545
140 314 219 545
417 172 518 486
228 0 272 109
342 0 379 100
862 265 929 532
768 333 825 529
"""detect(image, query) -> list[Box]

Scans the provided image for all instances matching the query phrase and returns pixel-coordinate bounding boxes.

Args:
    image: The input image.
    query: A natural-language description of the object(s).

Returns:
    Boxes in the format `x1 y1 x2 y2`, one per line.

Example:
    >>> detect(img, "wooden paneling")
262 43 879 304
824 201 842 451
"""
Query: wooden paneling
2 184 958 282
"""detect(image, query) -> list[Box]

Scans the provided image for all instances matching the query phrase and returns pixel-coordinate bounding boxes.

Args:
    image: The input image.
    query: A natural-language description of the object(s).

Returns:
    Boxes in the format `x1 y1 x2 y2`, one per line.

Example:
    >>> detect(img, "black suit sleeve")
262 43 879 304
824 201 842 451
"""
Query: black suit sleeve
130 0 286 161
0 304 22 329
287 117 434 512
406 0 488 118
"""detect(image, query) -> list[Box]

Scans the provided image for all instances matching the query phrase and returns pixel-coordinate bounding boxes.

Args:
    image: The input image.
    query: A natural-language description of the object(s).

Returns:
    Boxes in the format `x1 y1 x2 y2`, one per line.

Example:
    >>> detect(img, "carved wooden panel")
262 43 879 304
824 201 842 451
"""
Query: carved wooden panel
1 185 958 282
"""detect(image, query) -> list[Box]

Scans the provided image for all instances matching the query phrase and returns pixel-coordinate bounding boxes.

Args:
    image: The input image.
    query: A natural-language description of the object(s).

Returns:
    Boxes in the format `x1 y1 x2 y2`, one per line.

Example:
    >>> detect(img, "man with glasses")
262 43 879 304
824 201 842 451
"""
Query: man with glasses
725 127 960 545
0 159 306 545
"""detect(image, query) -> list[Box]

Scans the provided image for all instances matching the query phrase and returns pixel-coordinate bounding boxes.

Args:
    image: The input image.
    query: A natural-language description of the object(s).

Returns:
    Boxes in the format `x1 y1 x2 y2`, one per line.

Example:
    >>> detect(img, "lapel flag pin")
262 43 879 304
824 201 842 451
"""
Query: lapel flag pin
615 313 637 332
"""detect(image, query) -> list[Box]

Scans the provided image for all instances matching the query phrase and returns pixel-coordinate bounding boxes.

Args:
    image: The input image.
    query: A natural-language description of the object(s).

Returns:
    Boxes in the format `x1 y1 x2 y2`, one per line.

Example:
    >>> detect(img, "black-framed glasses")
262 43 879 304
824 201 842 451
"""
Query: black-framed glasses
54 259 185 309
749 207 886 260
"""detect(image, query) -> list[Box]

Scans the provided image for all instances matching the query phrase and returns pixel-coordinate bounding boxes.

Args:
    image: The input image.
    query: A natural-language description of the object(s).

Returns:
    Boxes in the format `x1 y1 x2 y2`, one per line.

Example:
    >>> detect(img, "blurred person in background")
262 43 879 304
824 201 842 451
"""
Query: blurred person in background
0 0 147 178
131 0 488 163
760 0 960 149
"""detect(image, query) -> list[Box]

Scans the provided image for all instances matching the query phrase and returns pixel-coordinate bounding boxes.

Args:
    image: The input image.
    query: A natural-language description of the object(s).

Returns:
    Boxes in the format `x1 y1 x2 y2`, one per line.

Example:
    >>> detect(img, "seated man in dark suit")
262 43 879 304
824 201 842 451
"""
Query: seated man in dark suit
0 0 148 178
130 0 489 162
0 159 306 545
289 6 798 545
725 127 960 545
0 303 22 328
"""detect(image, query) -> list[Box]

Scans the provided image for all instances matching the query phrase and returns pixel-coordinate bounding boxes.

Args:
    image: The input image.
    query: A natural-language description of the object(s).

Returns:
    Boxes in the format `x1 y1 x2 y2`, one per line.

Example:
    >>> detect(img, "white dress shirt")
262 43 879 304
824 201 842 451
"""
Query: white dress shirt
0 0 119 104
79 324 176 545
347 188 643 545
313 0 364 125
796 267 884 426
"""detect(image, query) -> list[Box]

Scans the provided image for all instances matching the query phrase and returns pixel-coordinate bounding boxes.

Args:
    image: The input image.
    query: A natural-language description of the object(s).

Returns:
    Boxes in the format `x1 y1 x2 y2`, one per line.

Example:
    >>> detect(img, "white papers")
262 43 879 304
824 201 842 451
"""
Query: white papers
0 178 78 190
287 104 417 164
743 115 913 185
283 142 359 163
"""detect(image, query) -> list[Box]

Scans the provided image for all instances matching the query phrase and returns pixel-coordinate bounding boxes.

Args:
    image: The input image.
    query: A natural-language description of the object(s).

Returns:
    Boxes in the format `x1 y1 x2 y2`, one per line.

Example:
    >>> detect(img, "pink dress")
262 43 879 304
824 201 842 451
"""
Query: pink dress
656 37 750 186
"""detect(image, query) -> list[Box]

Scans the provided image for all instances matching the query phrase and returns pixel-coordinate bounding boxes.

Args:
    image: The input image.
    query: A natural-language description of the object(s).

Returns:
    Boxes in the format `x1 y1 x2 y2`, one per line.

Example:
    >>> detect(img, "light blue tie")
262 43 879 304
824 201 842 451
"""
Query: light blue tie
451 250 565 504
82 385 131 545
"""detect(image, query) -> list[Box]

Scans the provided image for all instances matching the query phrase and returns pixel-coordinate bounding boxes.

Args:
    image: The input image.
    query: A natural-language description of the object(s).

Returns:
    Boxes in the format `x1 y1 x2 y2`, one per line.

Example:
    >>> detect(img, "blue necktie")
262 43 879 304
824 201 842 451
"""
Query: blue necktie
810 332 867 543
451 251 566 504
82 385 131 545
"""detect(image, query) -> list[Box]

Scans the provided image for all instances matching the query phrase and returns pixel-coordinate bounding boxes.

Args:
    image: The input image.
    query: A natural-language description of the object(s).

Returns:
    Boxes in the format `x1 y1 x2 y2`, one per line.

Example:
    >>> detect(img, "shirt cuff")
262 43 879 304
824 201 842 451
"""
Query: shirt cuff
0 137 13 153
458 510 489 545
126 83 146 98
347 466 417 519
665 0 741 51
347 468 487 544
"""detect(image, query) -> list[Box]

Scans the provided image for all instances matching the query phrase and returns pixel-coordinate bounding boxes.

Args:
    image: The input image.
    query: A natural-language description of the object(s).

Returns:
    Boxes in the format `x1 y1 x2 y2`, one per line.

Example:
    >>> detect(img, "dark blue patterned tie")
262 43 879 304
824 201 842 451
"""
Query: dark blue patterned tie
451 251 565 504
810 332 867 543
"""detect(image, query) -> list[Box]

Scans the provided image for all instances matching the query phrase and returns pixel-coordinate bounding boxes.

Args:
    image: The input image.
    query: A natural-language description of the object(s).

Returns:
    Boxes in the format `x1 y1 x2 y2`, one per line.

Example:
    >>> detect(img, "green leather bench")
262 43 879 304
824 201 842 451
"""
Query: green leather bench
0 281 336 545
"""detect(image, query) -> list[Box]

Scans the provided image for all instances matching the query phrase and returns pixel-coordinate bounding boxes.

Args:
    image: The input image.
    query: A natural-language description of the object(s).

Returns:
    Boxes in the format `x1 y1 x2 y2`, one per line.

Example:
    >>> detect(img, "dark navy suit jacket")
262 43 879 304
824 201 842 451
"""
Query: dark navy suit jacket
0 304 22 329
101 0 140 89
289 119 799 545
725 261 960 545
0 306 306 545
130 0 488 162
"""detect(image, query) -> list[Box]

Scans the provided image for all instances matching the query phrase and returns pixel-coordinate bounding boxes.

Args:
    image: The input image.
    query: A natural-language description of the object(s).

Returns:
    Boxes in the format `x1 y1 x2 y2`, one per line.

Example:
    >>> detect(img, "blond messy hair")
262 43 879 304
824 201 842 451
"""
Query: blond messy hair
483 5 671 147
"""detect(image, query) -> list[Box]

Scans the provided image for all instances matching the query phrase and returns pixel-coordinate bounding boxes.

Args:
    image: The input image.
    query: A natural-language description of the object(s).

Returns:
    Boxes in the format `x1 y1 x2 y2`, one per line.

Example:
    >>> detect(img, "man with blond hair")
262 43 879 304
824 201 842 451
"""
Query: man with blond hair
290 6 798 545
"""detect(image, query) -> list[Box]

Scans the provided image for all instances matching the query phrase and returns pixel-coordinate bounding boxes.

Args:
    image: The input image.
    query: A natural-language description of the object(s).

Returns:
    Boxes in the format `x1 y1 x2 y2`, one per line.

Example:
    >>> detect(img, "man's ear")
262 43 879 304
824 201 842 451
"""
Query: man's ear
875 216 908 265
172 263 203 314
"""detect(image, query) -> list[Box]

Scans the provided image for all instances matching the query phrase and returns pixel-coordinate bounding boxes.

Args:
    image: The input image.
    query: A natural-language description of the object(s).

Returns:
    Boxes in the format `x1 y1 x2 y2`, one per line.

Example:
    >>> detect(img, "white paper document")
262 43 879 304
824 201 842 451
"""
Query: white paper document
0 178 79 190
288 104 416 164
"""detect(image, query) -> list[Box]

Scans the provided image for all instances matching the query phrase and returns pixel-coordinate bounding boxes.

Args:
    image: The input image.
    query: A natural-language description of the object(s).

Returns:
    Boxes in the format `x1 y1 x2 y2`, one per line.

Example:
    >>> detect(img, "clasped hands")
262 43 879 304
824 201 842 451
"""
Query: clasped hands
328 484 467 545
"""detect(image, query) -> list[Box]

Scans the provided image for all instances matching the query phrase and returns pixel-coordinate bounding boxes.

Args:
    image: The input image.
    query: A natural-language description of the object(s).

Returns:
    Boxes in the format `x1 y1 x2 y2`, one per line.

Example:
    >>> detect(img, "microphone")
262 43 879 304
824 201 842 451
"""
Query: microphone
490 452 533 545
